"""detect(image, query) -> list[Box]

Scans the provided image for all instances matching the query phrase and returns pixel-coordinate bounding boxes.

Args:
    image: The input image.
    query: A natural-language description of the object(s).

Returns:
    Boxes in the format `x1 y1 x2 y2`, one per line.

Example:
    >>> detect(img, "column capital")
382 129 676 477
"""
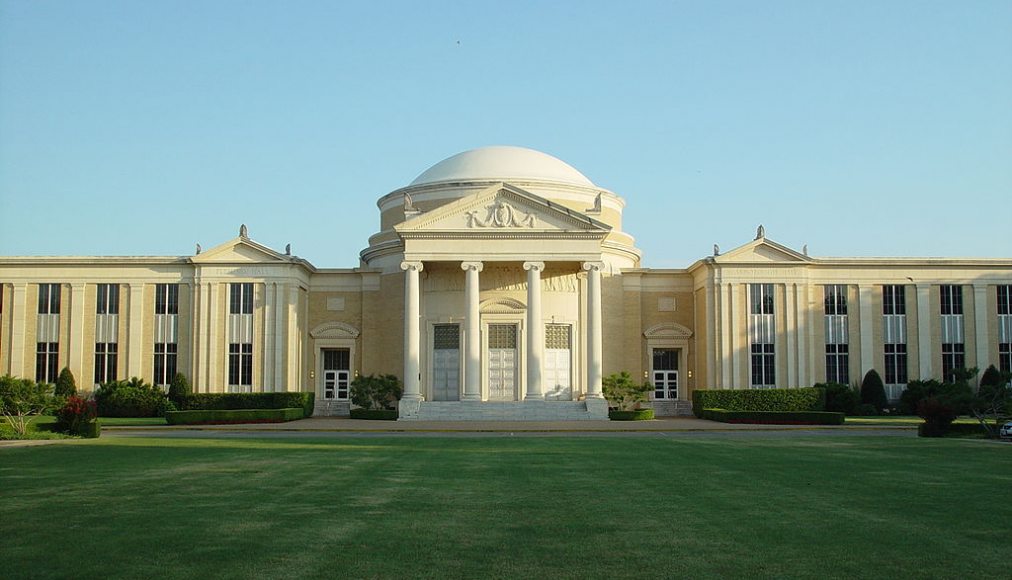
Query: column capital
401 261 424 273
523 261 545 272
460 261 484 272
582 261 604 273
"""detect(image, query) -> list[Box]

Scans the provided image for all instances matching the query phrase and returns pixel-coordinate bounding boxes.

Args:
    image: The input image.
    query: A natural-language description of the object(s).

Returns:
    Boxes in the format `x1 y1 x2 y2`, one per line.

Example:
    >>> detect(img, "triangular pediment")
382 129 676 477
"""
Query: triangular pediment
191 237 289 264
395 183 610 236
715 238 810 264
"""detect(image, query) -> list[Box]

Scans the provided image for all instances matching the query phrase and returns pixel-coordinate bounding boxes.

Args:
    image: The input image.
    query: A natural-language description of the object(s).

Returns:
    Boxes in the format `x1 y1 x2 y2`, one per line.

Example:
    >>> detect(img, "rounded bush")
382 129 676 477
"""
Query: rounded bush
608 409 655 421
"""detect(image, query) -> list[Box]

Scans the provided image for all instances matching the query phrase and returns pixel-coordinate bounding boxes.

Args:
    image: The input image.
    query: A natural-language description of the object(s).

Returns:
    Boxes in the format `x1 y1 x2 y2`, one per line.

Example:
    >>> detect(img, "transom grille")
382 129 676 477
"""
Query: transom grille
433 324 460 350
487 324 517 349
545 324 571 349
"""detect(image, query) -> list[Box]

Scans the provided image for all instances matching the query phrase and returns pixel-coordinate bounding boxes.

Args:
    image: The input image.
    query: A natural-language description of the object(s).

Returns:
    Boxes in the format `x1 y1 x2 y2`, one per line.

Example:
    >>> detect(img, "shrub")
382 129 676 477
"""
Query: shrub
165 408 304 425
860 369 888 412
817 382 860 415
917 397 957 437
970 365 1011 438
978 364 1003 390
350 374 403 411
54 367 78 398
176 392 315 416
857 403 878 415
702 408 845 425
608 409 655 421
0 375 56 437
692 388 824 418
900 379 972 417
94 377 170 417
603 372 652 411
899 380 943 415
167 373 191 405
349 408 399 420
55 395 98 436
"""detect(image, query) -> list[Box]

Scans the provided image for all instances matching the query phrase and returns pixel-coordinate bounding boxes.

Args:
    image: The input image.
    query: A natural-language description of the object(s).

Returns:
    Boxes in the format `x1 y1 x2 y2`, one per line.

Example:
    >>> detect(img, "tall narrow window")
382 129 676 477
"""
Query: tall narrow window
749 283 776 388
228 283 254 391
153 343 178 387
824 284 849 384
94 343 118 384
229 283 254 314
998 285 1011 374
940 285 965 381
94 283 120 384
154 283 179 315
38 283 61 314
228 343 253 387
882 285 908 397
153 283 180 386
36 342 59 383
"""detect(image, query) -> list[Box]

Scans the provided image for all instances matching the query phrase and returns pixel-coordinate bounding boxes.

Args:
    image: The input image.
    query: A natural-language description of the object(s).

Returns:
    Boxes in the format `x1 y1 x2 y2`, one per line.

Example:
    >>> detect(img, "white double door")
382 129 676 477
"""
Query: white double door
487 324 518 400
432 324 460 401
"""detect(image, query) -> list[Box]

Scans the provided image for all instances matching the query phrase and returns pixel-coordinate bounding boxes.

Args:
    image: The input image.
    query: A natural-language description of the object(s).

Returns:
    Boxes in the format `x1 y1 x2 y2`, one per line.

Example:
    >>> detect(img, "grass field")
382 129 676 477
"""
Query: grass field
2 435 1009 579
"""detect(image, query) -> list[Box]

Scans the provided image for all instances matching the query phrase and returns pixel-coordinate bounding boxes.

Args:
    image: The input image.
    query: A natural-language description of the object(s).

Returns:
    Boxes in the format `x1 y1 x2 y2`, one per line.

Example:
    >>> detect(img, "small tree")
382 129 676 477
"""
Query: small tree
54 367 78 398
0 375 55 437
603 372 652 411
860 369 888 412
167 373 191 404
818 382 860 415
350 374 403 411
970 365 1011 438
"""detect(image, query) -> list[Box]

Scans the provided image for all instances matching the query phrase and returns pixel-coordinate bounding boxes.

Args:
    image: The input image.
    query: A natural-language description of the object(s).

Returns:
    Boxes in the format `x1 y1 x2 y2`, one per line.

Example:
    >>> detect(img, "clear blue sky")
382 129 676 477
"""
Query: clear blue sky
1 0 1010 268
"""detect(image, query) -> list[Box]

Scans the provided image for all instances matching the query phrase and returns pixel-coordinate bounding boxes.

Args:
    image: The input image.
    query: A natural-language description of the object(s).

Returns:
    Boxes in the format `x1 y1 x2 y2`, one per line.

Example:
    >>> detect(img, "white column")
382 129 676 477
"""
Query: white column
461 261 483 401
973 285 990 370
286 285 300 392
859 285 874 375
401 261 424 402
583 261 604 398
917 284 932 380
795 283 809 388
207 283 220 392
68 283 87 381
128 283 145 378
524 261 545 401
729 284 740 389
9 283 27 376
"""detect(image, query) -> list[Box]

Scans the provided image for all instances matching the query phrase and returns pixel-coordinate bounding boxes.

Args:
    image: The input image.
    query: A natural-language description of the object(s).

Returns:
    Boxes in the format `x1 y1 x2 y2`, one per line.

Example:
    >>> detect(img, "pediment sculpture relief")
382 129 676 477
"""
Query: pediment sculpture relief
465 200 537 228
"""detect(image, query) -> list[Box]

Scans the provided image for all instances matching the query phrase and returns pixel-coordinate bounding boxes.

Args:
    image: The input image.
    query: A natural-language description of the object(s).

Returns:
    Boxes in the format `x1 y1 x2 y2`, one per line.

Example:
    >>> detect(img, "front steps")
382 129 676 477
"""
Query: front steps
398 399 609 421
648 400 694 417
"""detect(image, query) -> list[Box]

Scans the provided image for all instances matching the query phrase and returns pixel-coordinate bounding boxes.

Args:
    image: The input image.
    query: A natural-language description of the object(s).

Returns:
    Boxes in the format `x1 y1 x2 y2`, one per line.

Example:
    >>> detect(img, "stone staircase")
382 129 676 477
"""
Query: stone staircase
313 400 351 417
400 400 609 421
647 400 694 417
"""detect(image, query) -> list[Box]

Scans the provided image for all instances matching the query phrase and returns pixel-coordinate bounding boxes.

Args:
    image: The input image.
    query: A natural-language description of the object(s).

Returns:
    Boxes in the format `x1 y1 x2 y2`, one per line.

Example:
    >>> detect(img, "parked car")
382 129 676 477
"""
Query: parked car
1000 421 1012 440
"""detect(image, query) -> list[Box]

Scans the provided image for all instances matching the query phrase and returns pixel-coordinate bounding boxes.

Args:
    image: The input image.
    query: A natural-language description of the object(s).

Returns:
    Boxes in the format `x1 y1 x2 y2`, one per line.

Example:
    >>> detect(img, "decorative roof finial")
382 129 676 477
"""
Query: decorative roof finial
713 243 720 256
285 243 292 256
802 244 808 256
239 224 249 238
195 243 202 255
404 192 415 211
587 192 602 214
755 224 765 240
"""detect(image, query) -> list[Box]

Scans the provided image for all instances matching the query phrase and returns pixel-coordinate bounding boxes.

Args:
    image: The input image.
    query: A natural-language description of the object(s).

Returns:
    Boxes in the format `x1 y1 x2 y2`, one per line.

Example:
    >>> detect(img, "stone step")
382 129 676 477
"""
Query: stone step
402 400 609 421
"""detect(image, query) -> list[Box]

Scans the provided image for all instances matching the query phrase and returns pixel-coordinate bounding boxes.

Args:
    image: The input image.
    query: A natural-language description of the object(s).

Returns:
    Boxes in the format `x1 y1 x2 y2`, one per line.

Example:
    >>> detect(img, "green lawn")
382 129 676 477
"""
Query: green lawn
98 416 167 426
845 415 982 426
1 436 1009 579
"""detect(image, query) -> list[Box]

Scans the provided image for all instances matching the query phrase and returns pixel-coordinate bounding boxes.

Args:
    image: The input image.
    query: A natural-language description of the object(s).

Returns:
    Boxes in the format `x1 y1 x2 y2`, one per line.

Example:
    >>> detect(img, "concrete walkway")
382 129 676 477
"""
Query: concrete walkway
102 416 916 433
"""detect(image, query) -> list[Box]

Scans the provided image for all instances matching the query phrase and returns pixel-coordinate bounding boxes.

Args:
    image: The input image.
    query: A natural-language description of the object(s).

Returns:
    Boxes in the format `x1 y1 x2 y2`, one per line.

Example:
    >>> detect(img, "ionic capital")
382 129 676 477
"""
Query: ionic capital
400 261 424 273
582 261 605 273
523 261 545 272
460 261 484 273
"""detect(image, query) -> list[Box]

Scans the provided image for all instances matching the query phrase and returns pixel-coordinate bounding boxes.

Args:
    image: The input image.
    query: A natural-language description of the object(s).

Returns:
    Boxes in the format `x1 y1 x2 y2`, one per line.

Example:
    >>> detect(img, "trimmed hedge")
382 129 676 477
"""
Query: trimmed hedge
702 408 844 425
609 409 655 421
176 393 314 416
165 408 304 425
349 408 399 420
692 388 824 418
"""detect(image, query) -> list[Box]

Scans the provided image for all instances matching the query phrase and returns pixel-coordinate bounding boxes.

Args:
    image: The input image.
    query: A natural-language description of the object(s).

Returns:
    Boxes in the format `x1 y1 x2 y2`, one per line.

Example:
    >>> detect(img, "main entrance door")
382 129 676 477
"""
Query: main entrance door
544 324 572 400
432 324 460 401
487 323 518 401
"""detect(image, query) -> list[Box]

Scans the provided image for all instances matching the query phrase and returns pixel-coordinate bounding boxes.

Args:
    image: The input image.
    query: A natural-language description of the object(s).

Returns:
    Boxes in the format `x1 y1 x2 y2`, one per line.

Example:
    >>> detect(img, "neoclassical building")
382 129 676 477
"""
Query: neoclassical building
1 146 1010 420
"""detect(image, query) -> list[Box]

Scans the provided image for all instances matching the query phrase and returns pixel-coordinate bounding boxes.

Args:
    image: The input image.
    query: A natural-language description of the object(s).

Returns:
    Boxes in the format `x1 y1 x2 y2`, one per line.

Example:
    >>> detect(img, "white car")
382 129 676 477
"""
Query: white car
1000 421 1012 440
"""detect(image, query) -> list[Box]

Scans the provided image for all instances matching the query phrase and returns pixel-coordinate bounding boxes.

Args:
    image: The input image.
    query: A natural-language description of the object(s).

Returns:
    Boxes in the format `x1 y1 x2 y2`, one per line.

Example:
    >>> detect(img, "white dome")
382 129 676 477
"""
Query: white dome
409 146 595 187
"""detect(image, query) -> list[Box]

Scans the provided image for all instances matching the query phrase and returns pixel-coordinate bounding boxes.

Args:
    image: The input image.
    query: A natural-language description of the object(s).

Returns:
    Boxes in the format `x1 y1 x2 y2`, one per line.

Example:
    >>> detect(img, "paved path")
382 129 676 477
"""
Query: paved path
98 416 918 439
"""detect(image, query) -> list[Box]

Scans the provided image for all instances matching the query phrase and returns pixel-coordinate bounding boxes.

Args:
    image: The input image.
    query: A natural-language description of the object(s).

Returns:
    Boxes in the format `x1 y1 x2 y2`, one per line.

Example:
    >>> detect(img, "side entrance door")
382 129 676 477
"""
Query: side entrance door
322 348 350 400
652 348 678 400
487 323 518 401
432 324 460 401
